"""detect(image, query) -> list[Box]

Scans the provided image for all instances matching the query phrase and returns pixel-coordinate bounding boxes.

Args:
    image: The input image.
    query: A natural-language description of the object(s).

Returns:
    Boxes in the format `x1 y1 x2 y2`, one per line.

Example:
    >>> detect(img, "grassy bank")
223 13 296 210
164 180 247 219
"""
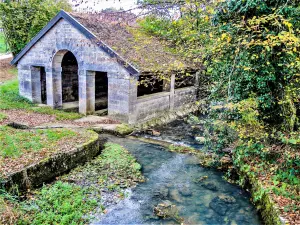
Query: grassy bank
1 142 144 225
0 80 82 121
0 126 89 178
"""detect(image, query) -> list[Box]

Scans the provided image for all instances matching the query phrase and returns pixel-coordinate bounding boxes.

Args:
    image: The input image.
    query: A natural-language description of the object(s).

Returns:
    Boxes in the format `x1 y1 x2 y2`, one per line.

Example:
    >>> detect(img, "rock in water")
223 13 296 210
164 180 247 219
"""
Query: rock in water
153 201 184 223
195 136 206 144
200 182 218 191
146 129 161 136
154 186 169 199
152 130 161 137
170 189 183 203
179 185 192 197
209 195 237 216
218 194 236 203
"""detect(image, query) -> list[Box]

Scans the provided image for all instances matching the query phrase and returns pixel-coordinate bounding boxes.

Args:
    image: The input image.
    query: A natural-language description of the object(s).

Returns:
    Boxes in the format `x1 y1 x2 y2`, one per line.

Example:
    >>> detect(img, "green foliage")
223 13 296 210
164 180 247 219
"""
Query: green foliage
0 32 9 53
140 0 300 131
0 112 7 122
0 0 71 55
0 79 82 120
20 181 98 225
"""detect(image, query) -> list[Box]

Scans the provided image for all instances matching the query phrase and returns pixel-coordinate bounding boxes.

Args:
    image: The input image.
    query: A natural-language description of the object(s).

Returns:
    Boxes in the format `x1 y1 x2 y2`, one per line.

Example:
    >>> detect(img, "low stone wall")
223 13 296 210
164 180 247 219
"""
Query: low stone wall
136 92 171 122
135 87 197 123
174 87 197 108
136 102 200 130
2 131 105 192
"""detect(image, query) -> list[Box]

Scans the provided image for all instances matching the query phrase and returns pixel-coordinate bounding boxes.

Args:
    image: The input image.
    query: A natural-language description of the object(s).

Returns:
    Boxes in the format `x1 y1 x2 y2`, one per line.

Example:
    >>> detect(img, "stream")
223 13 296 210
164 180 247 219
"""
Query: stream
92 134 261 225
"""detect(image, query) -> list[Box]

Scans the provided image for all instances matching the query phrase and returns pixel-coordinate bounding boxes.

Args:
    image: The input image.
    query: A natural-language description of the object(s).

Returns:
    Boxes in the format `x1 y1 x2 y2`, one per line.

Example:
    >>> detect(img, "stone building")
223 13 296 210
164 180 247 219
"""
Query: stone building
12 10 199 124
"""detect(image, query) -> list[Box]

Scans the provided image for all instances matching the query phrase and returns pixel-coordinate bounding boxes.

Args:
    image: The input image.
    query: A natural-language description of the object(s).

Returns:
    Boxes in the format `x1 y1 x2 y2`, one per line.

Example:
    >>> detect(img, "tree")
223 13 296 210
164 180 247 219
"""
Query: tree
0 0 71 55
139 0 300 130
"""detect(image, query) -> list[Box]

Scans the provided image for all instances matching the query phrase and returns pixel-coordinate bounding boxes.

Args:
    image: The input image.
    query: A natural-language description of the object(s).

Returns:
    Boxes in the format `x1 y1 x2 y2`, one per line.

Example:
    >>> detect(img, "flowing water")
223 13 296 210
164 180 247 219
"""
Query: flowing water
141 117 206 149
92 135 261 225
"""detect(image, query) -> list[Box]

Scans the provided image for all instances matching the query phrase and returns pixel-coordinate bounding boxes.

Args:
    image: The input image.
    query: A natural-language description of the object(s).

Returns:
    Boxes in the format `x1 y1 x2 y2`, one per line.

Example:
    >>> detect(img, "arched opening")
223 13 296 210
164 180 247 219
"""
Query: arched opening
61 51 79 103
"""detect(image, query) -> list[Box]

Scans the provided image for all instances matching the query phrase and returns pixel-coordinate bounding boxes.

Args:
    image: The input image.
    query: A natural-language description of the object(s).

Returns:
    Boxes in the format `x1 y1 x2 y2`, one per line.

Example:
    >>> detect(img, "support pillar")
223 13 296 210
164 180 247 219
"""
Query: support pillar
79 70 95 115
128 77 138 124
47 67 62 109
170 74 175 110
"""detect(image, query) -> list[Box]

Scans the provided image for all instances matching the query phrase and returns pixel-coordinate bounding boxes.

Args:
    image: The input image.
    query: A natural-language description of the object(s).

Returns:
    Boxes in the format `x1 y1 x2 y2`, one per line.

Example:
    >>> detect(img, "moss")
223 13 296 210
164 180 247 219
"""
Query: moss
236 169 283 225
115 124 134 136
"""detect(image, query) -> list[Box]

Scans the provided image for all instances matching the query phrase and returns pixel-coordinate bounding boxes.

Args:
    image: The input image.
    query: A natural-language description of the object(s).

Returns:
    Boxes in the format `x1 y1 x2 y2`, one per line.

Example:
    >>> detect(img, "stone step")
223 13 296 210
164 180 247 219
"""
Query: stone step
94 109 108 116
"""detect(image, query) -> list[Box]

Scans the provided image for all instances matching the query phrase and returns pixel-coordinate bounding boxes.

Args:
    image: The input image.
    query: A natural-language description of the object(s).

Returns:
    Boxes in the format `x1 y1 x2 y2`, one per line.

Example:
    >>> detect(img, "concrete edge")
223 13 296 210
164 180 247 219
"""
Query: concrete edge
1 130 105 192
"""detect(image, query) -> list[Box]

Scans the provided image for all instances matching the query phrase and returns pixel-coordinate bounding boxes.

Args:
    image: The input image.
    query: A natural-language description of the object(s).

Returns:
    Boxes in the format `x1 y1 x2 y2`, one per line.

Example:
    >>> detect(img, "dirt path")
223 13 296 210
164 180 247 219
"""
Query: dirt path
0 53 13 60
0 56 16 83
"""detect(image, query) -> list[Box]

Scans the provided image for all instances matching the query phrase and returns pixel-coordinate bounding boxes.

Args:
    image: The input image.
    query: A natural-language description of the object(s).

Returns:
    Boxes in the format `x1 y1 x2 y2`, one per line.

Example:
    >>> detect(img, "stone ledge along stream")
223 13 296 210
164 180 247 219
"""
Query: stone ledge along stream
92 134 262 225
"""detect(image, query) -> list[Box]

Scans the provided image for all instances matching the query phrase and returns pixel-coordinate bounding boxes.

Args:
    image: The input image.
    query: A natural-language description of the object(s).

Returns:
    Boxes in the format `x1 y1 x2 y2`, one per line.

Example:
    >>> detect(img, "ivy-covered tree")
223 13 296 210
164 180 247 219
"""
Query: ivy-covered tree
0 0 71 56
139 0 300 131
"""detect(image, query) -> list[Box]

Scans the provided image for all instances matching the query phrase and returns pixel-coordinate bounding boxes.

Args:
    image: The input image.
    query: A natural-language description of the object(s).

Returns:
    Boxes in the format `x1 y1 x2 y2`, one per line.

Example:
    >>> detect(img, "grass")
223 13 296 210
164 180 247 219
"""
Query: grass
0 32 9 54
0 112 7 122
19 182 98 225
0 79 82 120
0 126 76 158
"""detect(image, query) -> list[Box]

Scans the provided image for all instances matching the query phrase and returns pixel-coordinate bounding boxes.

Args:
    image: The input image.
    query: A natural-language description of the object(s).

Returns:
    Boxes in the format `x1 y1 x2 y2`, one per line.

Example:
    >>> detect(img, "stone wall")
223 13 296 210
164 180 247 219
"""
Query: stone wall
136 92 170 122
174 87 197 108
136 86 196 123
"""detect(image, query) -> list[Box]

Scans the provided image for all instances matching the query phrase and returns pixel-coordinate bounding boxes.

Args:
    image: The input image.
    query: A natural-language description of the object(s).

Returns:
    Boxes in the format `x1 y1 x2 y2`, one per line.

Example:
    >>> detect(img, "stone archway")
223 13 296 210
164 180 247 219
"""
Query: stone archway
49 49 95 115
61 51 79 103
49 50 79 110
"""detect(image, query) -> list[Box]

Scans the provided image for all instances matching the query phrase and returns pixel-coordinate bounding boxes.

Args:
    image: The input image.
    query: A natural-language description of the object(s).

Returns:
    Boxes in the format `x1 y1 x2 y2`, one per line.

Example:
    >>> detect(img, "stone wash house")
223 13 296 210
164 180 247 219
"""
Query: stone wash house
12 10 199 124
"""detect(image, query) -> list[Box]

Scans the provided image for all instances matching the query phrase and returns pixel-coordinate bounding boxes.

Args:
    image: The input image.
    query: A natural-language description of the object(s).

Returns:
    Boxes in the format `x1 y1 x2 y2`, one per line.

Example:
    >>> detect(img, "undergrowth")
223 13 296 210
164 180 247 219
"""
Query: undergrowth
20 181 98 225
1 142 144 225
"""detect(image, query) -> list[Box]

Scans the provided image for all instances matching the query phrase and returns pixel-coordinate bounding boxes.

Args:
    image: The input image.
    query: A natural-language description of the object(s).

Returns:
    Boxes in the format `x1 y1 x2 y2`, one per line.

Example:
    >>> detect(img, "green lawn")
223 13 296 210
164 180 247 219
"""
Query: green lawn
0 32 9 53
0 79 82 120
0 126 76 159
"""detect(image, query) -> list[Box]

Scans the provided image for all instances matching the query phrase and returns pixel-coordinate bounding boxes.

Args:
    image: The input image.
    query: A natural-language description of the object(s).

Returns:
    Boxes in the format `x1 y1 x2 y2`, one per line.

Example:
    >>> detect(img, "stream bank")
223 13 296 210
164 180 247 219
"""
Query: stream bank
91 134 261 225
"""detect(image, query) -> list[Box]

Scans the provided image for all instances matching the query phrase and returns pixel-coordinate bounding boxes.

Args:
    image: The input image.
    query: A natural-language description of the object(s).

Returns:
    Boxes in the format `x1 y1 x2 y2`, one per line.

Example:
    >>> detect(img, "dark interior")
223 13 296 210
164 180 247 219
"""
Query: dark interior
62 51 79 103
95 71 108 110
137 75 164 97
40 67 47 104
175 73 195 89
